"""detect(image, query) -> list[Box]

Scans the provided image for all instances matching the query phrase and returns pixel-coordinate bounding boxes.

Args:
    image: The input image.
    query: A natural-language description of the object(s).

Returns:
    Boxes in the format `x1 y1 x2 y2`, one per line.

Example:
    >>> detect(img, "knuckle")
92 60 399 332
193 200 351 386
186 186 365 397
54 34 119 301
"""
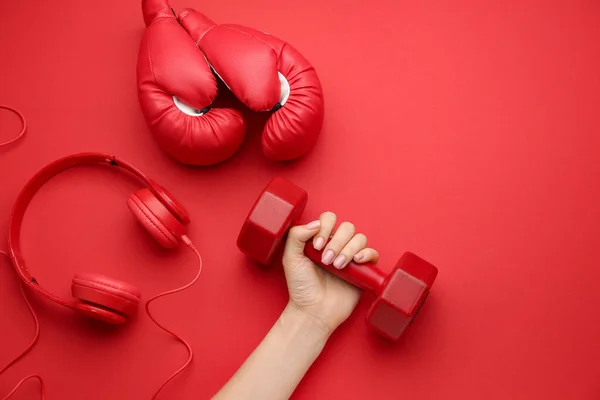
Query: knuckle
355 233 368 243
360 248 372 257
369 250 380 261
288 226 302 237
320 211 337 221
340 221 356 233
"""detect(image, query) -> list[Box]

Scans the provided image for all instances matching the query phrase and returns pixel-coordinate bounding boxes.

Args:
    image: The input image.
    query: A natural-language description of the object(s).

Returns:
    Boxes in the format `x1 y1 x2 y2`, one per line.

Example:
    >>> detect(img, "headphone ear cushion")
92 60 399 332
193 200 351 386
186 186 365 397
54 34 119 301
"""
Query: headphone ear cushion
72 273 141 318
128 190 181 249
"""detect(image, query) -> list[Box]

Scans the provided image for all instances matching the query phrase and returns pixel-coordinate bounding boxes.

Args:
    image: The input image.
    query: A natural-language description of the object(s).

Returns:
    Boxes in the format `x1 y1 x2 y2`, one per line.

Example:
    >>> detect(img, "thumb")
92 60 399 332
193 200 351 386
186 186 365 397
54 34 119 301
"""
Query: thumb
178 9 216 42
283 220 321 261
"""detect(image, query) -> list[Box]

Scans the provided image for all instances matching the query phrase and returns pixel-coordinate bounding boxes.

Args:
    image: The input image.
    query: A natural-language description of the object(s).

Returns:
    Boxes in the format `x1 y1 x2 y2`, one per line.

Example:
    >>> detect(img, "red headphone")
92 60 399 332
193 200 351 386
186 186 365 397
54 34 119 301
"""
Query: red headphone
7 152 194 324
2 152 202 399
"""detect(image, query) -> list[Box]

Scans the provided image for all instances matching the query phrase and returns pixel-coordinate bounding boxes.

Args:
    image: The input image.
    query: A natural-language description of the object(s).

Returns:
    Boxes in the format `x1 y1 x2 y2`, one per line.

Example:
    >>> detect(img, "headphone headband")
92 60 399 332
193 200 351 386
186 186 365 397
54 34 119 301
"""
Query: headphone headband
7 153 166 307
2 151 202 397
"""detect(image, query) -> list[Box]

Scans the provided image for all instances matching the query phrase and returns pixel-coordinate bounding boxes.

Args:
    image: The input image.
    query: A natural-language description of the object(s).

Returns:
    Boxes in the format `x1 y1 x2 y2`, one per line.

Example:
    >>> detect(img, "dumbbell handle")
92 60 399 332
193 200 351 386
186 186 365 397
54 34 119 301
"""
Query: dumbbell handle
304 239 387 293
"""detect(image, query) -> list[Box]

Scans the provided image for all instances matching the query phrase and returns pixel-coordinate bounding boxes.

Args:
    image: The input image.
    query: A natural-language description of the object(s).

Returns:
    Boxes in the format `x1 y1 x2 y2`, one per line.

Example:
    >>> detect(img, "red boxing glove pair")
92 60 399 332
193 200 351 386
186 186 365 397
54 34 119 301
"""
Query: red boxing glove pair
137 0 325 166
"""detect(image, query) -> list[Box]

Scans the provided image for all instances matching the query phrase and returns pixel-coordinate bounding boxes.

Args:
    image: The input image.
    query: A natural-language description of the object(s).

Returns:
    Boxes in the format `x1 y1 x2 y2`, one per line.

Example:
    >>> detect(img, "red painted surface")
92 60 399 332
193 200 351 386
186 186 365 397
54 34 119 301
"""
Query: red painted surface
1 0 599 398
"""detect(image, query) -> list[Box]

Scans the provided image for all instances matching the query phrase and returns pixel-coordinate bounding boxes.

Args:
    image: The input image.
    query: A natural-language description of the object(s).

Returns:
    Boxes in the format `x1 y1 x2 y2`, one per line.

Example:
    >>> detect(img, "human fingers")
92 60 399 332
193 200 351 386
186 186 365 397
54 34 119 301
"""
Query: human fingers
332 233 368 269
283 220 321 263
312 211 337 251
321 221 355 266
353 248 380 264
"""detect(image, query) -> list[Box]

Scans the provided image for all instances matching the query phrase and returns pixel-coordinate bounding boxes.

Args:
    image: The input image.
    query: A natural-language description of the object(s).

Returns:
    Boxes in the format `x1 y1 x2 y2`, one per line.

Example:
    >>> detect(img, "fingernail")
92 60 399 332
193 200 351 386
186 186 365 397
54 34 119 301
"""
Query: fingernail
306 220 321 230
313 237 325 250
322 250 335 265
333 254 347 269
354 252 364 261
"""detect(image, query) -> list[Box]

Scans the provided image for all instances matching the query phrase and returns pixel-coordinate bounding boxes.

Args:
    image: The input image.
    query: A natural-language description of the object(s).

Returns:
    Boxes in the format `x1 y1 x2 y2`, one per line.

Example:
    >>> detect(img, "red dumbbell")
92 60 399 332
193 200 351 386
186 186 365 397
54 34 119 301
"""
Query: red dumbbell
237 177 438 341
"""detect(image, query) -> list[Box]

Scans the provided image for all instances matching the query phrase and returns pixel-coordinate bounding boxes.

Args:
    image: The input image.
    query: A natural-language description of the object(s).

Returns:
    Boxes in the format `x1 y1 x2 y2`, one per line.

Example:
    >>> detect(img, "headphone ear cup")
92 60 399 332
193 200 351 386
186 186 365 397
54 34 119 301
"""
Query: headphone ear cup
127 188 185 249
72 273 141 319
150 183 191 225
75 303 127 324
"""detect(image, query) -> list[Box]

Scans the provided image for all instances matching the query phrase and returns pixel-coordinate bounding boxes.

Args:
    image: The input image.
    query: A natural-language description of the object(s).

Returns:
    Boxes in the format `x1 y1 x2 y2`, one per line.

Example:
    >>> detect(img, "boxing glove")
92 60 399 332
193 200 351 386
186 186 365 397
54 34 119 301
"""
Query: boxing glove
178 9 325 161
137 0 245 166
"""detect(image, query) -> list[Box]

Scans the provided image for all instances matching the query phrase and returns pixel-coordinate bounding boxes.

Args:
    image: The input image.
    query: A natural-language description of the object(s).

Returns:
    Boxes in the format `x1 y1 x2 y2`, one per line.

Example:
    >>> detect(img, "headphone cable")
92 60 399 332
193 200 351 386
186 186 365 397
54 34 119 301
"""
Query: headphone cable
145 235 203 399
0 106 27 149
0 250 44 400
1 375 45 400
2 238 203 399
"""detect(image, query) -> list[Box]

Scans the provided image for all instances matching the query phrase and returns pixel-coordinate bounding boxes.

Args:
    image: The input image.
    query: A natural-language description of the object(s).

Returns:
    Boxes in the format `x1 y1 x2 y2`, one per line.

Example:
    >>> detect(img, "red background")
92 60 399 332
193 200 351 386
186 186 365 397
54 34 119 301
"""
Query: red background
1 0 599 399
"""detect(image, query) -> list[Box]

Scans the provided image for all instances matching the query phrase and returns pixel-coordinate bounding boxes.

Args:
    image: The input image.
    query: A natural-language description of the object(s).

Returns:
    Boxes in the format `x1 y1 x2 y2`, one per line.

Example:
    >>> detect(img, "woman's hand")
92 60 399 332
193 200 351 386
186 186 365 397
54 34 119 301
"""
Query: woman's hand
282 212 380 336
212 212 379 400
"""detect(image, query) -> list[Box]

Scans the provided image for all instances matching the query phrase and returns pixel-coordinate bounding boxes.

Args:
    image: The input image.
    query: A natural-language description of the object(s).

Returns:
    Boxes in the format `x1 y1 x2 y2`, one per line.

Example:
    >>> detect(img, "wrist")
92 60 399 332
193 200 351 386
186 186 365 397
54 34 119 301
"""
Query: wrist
281 302 332 343
212 302 331 400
